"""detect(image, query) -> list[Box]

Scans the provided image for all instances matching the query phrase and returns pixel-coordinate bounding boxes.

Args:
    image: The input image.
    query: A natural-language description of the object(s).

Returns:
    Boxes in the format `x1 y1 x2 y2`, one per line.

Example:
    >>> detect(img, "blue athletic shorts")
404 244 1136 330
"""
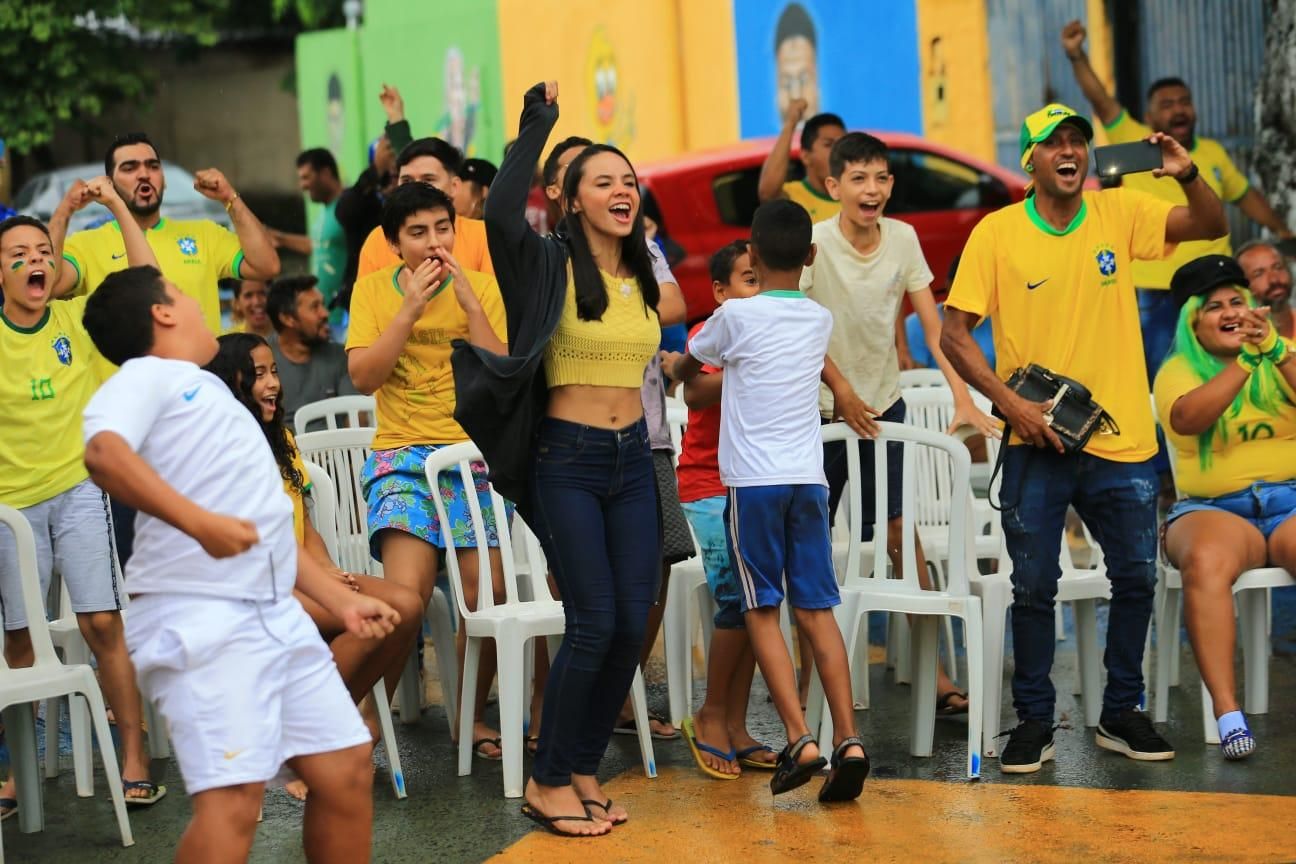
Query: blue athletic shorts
682 496 744 630
724 484 839 614
1165 480 1296 540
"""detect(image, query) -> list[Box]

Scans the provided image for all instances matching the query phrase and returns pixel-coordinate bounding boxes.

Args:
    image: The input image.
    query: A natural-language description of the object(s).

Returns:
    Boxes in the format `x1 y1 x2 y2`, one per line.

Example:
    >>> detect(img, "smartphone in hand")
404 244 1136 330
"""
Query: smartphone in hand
1094 141 1163 180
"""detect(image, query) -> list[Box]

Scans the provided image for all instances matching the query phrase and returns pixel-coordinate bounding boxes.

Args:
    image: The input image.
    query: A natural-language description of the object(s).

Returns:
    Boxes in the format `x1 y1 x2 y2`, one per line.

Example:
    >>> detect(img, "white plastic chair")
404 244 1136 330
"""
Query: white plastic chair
806 422 984 779
424 443 658 798
303 460 407 799
0 505 133 852
661 395 716 725
293 394 377 432
294 428 459 730
897 368 948 389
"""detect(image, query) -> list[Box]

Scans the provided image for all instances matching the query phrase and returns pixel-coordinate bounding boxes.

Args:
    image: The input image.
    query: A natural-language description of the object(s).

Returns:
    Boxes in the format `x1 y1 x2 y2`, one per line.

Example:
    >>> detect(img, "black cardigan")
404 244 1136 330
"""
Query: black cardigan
451 85 567 521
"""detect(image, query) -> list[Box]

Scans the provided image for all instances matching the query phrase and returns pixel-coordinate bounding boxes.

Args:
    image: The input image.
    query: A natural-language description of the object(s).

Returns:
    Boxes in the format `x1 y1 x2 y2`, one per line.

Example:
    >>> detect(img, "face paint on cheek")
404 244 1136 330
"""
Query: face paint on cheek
10 260 24 272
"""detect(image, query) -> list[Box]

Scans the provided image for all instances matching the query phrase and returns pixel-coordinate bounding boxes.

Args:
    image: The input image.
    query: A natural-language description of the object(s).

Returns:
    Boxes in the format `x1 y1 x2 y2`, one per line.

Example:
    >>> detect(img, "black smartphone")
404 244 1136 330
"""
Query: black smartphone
1094 141 1163 180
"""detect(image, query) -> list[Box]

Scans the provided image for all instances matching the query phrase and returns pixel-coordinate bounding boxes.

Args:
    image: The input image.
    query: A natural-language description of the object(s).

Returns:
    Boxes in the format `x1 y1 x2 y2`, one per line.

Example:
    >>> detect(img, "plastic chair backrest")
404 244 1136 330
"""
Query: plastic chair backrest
899 386 996 529
822 420 975 596
0 505 61 670
423 442 548 621
295 427 375 574
294 395 377 433
303 459 339 562
898 368 947 389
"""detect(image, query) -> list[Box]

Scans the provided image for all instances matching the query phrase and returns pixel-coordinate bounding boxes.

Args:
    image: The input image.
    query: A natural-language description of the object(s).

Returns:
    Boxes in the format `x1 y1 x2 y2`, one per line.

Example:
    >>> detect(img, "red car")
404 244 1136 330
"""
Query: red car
637 134 1029 320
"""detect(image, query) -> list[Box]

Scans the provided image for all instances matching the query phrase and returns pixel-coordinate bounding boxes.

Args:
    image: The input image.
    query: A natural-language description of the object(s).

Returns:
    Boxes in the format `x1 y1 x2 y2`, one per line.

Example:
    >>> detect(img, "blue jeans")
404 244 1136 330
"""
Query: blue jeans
1139 288 1177 474
1000 447 1158 723
528 417 660 786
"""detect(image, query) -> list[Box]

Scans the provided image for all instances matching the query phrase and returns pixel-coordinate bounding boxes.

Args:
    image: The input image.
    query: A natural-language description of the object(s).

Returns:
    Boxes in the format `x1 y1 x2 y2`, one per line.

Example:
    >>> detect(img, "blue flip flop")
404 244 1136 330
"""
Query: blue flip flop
681 717 739 780
736 743 778 770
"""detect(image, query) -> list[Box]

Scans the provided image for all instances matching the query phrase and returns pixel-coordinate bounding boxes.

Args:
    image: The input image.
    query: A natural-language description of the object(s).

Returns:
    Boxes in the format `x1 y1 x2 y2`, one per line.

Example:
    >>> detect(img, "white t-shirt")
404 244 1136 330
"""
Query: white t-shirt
799 215 934 415
82 356 297 601
687 291 832 487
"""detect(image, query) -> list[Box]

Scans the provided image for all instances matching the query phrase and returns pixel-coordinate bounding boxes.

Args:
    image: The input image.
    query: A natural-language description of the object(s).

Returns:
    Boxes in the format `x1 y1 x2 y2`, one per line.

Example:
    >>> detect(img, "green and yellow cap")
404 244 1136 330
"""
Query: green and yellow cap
1019 103 1094 171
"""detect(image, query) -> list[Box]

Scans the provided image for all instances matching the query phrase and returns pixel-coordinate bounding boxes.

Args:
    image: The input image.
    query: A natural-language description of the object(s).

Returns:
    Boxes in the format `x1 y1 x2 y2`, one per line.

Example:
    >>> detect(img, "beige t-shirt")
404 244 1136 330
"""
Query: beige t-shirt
799 216 933 415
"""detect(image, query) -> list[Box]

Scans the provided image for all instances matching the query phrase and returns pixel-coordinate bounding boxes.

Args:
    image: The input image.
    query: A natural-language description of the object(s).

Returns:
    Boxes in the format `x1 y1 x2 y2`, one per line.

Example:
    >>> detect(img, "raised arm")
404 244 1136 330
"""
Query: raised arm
1061 20 1122 126
84 177 159 270
1156 133 1228 243
1235 188 1295 239
193 168 281 280
758 98 807 203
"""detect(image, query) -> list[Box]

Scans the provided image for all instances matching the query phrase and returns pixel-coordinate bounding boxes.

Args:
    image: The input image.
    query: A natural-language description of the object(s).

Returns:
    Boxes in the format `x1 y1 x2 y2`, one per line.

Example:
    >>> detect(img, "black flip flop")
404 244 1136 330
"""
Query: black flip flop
122 778 167 807
818 737 871 803
582 798 627 826
770 734 827 795
473 737 503 761
613 712 680 740
520 802 606 838
936 690 970 717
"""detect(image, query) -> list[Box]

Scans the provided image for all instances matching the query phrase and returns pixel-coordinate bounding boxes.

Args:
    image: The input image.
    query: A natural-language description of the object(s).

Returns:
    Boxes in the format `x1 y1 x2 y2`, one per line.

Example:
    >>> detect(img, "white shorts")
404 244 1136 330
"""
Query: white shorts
126 592 370 795
0 478 123 630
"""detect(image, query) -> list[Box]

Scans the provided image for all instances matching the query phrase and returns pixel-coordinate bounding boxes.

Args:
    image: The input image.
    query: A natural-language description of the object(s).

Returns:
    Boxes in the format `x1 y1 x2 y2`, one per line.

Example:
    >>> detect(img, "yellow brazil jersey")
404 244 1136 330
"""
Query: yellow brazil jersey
356 216 494 282
283 430 313 544
63 218 244 331
783 179 841 224
1104 111 1249 289
1153 348 1296 498
345 263 508 450
947 188 1176 462
0 296 103 508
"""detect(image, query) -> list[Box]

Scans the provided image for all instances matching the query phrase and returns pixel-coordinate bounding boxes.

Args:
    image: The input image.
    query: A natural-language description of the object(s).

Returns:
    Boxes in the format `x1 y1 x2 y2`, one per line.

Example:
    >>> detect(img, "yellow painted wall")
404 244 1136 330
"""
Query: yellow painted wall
497 0 687 163
675 0 740 151
916 0 996 162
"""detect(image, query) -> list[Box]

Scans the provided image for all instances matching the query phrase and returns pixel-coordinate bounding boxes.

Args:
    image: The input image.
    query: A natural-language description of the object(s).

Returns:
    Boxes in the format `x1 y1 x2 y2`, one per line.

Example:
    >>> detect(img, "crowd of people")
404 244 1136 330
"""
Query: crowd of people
0 17 1294 862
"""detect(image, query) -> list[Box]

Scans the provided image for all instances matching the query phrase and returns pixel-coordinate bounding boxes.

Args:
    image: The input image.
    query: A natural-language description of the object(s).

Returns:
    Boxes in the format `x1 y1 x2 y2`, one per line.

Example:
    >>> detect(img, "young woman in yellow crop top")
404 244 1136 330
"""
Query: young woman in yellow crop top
490 82 664 837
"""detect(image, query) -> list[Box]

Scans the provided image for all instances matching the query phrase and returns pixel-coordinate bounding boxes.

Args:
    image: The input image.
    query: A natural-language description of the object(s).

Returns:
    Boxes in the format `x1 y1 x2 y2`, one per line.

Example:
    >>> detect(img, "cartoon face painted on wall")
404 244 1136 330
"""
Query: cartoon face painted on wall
585 28 634 147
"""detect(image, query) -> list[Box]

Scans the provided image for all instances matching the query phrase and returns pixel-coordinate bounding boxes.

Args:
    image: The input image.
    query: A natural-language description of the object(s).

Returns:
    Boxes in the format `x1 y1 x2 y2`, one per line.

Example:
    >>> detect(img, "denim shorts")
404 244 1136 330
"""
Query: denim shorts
361 444 512 560
681 496 744 630
1165 480 1296 540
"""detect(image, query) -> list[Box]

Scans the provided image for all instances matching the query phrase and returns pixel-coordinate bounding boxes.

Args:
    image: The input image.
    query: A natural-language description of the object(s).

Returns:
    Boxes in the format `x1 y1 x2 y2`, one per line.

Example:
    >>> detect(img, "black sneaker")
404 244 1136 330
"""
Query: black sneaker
1096 708 1175 761
999 720 1056 774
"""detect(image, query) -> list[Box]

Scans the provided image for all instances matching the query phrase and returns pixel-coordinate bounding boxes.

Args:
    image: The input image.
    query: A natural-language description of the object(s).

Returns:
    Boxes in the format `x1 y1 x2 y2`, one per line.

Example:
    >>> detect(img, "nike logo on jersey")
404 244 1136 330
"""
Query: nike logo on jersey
223 749 244 760
1026 278 1049 290
182 386 202 401
111 252 126 260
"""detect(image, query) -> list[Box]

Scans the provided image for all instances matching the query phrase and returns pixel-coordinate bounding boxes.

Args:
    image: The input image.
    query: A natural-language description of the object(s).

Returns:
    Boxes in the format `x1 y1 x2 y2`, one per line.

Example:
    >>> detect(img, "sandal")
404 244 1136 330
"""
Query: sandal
122 778 167 807
936 690 970 717
520 802 607 838
818 737 870 803
681 717 739 780
770 735 827 795
473 737 503 761
581 798 627 826
736 743 778 770
613 712 680 740
525 735 540 755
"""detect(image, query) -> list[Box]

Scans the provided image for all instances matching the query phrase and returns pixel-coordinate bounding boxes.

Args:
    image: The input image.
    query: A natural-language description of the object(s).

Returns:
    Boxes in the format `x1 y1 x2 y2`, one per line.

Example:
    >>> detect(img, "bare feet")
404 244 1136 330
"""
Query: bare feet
936 669 969 714
524 778 611 836
285 779 309 801
571 774 628 824
693 710 739 776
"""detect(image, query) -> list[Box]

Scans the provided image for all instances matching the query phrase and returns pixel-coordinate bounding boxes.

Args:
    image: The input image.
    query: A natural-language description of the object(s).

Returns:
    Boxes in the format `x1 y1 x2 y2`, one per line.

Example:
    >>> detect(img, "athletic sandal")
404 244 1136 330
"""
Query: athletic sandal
818 737 871 803
520 802 606 838
613 712 680 740
122 779 167 807
681 717 739 781
769 735 827 795
525 735 540 755
0 797 17 822
582 798 627 825
936 691 970 717
736 744 778 770
473 737 503 761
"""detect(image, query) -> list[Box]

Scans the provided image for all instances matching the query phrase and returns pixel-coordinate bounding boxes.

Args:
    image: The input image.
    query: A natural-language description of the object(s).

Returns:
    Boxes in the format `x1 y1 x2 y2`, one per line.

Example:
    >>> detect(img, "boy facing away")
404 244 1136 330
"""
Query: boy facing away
665 200 869 802
81 265 400 863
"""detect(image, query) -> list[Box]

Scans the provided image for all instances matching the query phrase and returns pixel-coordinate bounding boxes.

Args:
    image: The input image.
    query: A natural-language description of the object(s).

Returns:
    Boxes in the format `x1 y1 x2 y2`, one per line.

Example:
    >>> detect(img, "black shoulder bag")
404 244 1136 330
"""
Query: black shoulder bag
988 364 1120 510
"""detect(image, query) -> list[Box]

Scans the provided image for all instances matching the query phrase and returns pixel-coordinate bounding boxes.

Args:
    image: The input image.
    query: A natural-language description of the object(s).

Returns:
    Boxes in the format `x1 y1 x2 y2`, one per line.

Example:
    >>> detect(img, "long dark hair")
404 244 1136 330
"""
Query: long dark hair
559 144 659 321
204 333 305 493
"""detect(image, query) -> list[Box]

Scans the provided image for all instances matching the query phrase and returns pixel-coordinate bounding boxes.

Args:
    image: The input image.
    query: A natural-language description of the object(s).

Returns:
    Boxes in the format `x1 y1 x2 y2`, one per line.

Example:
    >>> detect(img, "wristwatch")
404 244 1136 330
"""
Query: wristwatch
1175 163 1199 185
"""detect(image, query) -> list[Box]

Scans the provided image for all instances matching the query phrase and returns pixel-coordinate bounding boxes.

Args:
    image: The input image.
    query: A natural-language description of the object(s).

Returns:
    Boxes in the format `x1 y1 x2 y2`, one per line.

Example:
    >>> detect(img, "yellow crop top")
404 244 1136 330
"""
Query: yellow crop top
544 271 660 388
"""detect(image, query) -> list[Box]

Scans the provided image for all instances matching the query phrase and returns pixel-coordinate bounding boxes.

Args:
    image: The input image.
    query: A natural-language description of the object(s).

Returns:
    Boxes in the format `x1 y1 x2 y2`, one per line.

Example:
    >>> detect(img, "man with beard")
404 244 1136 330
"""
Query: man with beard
267 275 357 432
1237 240 1294 339
52 132 280 334
1062 20 1294 380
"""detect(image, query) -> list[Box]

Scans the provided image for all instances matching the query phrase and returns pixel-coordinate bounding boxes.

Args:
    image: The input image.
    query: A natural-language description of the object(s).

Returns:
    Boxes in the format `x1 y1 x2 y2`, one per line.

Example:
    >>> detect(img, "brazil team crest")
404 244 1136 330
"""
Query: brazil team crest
178 236 198 256
1093 243 1118 286
52 334 73 366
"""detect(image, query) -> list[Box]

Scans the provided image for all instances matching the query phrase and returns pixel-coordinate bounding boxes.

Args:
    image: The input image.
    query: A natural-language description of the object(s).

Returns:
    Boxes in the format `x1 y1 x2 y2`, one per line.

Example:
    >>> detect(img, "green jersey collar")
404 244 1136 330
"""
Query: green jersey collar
1025 196 1087 236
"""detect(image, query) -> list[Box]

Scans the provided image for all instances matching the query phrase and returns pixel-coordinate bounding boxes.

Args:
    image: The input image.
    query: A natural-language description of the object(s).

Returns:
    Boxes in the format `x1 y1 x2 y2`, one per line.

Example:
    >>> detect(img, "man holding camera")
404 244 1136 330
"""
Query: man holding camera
940 104 1226 774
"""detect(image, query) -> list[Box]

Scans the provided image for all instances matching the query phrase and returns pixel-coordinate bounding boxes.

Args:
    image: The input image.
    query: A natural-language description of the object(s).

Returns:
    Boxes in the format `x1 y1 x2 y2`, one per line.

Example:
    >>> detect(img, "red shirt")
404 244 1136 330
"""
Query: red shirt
676 323 725 502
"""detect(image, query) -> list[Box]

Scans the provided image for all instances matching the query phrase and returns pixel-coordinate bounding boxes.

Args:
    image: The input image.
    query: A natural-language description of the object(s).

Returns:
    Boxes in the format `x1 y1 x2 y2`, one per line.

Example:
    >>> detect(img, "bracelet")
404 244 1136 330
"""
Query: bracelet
1175 163 1199 185
1236 351 1263 372
1264 338 1287 365
224 193 240 213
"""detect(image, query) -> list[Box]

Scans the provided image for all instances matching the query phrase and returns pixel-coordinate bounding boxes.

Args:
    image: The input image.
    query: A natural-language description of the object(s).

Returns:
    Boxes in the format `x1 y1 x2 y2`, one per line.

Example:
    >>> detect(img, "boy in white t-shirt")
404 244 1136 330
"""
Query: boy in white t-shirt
799 132 998 715
81 265 401 864
665 200 870 803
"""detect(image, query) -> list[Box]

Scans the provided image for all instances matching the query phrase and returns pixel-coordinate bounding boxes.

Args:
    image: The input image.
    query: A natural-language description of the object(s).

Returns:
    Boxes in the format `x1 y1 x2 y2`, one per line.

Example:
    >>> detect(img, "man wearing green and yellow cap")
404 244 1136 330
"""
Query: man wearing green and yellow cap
939 103 1226 774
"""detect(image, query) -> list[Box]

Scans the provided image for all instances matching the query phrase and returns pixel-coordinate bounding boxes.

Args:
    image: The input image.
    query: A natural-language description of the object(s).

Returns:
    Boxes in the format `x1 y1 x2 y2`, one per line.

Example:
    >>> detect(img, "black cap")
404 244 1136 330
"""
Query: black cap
1171 254 1249 308
459 158 497 187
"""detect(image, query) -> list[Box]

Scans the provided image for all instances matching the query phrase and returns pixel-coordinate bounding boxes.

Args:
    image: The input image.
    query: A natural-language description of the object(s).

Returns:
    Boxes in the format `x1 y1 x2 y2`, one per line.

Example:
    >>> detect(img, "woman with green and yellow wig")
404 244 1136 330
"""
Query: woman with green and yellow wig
1153 253 1296 762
